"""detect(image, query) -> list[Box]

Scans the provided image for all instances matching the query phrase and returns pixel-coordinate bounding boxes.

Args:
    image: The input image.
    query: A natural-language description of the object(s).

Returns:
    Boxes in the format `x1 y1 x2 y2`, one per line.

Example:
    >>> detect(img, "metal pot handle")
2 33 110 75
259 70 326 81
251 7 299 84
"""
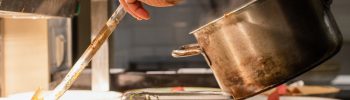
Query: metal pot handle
172 43 202 58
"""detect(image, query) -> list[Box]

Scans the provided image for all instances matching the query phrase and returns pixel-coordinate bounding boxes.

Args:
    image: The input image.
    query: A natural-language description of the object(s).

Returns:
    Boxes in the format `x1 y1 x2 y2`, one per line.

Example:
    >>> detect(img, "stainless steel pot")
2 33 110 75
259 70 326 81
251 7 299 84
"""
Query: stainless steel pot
172 0 342 99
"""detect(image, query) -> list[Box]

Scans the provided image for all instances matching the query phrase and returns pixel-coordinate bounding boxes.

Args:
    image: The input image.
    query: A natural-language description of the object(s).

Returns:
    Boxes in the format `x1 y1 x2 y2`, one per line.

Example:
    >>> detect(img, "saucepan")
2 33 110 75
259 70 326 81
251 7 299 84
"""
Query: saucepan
172 0 342 99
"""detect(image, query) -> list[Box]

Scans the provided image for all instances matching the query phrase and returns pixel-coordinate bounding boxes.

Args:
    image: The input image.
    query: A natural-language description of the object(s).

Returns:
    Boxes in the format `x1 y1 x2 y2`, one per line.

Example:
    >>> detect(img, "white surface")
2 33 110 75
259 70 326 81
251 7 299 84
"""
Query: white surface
146 71 177 74
248 95 339 100
332 75 350 85
110 68 125 74
4 90 122 100
177 68 213 74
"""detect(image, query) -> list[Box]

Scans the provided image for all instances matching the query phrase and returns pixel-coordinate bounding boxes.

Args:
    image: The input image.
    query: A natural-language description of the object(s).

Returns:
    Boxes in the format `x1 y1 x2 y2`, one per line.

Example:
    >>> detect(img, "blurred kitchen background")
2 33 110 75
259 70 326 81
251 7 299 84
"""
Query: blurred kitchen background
0 0 349 99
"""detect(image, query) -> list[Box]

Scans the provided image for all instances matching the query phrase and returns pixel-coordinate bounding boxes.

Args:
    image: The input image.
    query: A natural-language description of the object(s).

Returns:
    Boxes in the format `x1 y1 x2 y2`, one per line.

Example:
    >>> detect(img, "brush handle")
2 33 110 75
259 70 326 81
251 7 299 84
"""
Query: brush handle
44 5 126 100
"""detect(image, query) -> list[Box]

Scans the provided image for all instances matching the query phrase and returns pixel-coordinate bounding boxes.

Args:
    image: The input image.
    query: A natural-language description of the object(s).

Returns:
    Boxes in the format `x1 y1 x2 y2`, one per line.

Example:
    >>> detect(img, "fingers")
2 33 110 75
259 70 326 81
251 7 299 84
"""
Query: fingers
139 0 182 7
125 0 137 3
119 0 182 20
119 0 150 20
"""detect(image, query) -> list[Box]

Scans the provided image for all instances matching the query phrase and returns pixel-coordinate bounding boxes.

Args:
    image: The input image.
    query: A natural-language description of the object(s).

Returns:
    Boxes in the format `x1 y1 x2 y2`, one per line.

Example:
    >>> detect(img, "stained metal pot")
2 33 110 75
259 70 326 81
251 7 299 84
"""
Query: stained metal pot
172 0 342 99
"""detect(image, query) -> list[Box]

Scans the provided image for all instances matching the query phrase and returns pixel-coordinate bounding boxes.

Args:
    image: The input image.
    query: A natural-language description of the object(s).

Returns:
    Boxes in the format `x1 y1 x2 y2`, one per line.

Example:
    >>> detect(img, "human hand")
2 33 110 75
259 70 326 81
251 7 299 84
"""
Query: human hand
119 0 182 20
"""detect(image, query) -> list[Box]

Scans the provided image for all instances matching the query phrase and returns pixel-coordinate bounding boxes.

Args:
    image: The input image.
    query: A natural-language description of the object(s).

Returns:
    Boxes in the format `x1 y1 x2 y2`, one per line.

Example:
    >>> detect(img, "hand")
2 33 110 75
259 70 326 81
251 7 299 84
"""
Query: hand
119 0 182 20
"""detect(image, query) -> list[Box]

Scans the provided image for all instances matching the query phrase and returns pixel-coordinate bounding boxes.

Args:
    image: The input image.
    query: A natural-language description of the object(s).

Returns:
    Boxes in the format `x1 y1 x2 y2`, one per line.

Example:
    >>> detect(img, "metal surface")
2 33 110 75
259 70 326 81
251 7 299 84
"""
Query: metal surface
172 44 202 58
122 91 232 100
36 5 126 100
0 0 77 17
172 0 342 99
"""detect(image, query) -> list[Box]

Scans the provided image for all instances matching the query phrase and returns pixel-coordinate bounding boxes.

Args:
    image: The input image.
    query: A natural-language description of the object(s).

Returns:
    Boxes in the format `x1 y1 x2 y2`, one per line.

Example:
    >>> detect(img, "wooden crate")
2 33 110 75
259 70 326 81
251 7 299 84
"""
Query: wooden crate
0 17 50 96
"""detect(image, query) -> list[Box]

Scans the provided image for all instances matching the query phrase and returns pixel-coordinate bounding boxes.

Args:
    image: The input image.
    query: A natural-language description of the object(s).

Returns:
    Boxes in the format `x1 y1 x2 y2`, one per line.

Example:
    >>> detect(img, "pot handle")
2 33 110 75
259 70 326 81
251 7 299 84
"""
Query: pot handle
172 43 202 58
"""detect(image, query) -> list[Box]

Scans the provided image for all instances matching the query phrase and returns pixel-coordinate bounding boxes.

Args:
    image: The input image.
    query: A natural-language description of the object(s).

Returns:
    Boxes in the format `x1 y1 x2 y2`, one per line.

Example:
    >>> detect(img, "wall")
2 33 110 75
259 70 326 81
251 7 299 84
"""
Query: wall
112 0 220 69
332 0 350 42
0 18 49 96
111 0 350 76
331 0 350 75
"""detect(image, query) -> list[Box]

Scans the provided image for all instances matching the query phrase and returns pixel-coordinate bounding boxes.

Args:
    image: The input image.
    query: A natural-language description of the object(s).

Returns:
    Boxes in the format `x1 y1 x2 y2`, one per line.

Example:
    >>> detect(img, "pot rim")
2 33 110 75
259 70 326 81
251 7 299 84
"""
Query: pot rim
189 0 332 35
189 0 259 35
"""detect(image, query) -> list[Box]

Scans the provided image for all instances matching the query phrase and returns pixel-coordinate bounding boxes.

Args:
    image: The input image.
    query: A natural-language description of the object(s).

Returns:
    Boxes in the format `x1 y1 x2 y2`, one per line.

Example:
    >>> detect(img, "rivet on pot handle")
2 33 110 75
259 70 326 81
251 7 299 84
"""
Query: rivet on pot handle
172 43 202 58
